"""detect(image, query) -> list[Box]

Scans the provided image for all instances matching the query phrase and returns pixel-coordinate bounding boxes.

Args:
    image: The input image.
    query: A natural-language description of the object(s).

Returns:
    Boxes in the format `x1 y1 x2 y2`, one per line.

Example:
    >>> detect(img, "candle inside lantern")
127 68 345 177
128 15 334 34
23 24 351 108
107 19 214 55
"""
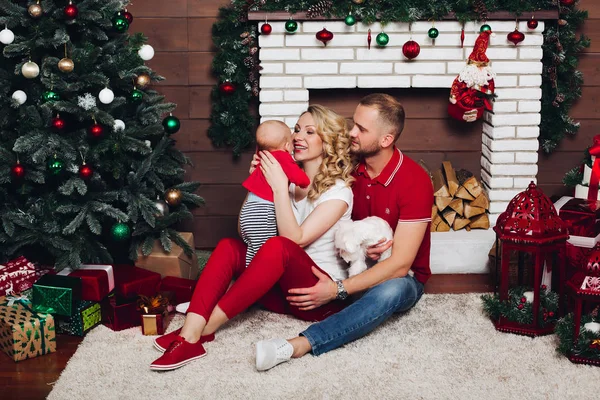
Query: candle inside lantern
584 322 600 334
523 291 534 303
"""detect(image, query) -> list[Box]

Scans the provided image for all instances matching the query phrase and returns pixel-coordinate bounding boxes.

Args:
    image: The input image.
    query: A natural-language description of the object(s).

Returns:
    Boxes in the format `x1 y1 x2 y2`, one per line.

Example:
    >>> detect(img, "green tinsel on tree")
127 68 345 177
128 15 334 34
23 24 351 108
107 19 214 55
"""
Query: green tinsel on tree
481 286 559 327
562 147 591 187
210 0 589 156
0 0 203 270
555 312 600 360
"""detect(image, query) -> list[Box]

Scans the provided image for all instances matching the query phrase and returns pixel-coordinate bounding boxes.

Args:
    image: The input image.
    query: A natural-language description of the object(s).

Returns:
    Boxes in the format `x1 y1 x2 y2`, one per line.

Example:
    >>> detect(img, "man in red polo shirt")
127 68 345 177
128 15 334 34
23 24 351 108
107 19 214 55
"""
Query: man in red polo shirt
255 93 434 370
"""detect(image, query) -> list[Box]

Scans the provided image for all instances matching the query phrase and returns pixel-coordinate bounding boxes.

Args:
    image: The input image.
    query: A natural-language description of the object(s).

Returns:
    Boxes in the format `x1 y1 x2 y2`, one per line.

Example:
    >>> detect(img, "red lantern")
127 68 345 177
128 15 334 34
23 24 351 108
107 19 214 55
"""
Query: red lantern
527 17 539 30
89 123 104 138
560 0 576 6
219 81 236 95
79 164 93 180
316 28 334 45
260 23 272 35
64 1 78 19
402 40 420 59
507 29 525 46
52 115 65 131
11 162 25 179
492 182 569 337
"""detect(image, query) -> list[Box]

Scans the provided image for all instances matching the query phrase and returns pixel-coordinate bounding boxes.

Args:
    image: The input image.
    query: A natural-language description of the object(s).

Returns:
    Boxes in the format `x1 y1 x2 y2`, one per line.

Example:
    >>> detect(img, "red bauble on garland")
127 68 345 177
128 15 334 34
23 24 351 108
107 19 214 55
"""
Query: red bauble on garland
507 28 525 45
79 164 93 180
89 123 104 138
560 0 576 6
260 23 272 35
122 10 133 24
64 1 78 19
402 40 420 59
219 81 236 95
527 17 539 30
52 115 65 131
11 162 25 180
316 28 334 45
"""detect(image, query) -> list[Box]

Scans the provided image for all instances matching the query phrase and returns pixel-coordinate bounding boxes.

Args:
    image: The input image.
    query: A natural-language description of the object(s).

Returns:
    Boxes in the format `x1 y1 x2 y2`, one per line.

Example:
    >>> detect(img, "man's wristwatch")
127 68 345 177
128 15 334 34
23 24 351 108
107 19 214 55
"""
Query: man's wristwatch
335 280 348 301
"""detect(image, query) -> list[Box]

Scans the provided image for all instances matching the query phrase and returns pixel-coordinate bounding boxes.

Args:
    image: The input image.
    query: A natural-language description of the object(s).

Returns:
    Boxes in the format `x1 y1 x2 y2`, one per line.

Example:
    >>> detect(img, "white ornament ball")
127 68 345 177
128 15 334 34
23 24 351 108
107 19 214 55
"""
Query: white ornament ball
99 87 114 104
0 28 14 45
138 44 155 61
114 119 126 132
11 90 27 105
21 61 40 79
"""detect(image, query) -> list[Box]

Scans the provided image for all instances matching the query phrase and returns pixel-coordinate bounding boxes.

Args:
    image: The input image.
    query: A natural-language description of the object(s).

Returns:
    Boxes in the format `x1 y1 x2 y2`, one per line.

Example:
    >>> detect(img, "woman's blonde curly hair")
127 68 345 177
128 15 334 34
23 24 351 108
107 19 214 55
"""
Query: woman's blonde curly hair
302 104 355 201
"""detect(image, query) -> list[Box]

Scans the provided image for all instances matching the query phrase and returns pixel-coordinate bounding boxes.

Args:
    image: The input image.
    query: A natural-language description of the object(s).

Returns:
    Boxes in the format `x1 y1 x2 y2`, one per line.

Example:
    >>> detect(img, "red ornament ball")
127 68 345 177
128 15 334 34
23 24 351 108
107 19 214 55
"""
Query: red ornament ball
527 18 539 30
219 81 236 95
316 28 334 45
122 10 133 24
520 297 527 303
517 304 524 310
79 164 93 180
260 23 272 35
507 29 525 46
541 284 547 290
89 123 104 138
11 163 25 179
549 311 554 317
52 116 65 130
64 2 78 19
402 40 420 60
560 0 576 6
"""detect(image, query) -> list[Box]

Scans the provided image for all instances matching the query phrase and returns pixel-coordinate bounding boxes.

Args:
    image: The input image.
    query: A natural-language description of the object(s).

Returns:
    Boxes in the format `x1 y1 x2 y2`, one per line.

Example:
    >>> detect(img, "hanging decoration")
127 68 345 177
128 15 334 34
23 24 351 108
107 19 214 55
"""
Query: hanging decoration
64 1 78 20
112 12 130 32
138 44 155 61
136 73 151 88
527 16 539 30
154 199 169 217
111 222 131 242
0 27 14 44
122 9 134 24
560 0 576 6
11 90 27 105
47 156 65 175
285 18 298 33
21 61 40 79
428 27 439 39
376 32 389 47
131 88 143 102
162 114 181 134
99 87 115 104
316 27 333 45
89 120 104 138
507 22 525 46
113 119 125 132
345 14 356 26
58 57 74 73
42 90 60 102
367 29 371 49
11 161 25 180
351 0 365 4
51 115 65 131
260 22 272 35
402 40 420 60
460 23 465 48
480 24 492 33
165 188 183 206
219 81 236 95
79 163 93 180
28 1 43 18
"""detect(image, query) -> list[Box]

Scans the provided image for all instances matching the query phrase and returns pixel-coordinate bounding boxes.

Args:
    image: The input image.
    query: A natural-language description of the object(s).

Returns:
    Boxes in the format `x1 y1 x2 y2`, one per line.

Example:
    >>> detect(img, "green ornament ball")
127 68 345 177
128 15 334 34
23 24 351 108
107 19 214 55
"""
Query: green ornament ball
345 14 356 26
112 14 129 32
428 27 439 39
162 115 181 134
111 222 131 242
376 32 389 46
47 157 65 175
42 90 60 102
131 89 143 102
285 19 298 33
480 24 492 33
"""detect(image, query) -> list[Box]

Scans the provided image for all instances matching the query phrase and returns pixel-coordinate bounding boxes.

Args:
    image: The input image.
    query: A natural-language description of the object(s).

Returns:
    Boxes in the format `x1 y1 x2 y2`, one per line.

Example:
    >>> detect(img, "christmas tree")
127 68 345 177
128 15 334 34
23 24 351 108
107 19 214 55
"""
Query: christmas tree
0 0 203 270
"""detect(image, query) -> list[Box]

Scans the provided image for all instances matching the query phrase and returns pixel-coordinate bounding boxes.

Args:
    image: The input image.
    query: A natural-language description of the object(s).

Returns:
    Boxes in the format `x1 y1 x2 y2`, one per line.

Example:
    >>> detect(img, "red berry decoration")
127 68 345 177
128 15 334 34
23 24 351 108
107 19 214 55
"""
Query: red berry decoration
89 123 104 138
79 164 93 180
507 29 525 46
402 40 420 60
11 162 25 180
219 81 236 95
541 285 547 290
520 297 527 303
52 115 65 131
64 1 78 19
316 28 334 46
518 304 524 310
122 10 133 24
260 23 272 35
527 18 538 30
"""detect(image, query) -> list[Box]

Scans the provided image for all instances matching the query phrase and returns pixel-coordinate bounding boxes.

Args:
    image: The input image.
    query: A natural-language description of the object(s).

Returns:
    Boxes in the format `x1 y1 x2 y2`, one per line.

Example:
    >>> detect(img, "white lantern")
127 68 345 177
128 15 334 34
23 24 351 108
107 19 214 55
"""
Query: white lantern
0 28 14 45
138 44 154 61
99 87 114 104
11 90 27 105
114 119 126 132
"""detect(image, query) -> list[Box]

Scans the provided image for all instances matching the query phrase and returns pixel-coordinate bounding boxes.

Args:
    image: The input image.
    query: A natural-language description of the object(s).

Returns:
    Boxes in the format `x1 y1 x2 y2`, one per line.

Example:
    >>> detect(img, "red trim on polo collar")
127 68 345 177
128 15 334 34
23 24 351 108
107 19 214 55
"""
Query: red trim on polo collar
355 147 404 187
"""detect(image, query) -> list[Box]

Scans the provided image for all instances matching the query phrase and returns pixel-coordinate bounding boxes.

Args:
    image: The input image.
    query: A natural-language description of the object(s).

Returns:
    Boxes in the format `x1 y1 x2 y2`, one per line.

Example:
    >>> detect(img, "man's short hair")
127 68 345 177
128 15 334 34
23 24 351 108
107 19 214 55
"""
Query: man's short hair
359 93 405 141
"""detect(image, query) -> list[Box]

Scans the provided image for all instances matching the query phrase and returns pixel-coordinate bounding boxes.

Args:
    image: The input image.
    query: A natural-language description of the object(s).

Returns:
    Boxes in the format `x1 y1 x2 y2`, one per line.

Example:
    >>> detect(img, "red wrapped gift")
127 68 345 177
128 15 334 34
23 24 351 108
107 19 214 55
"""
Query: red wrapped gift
113 265 161 302
555 197 600 247
101 294 140 331
57 264 114 302
565 242 595 279
159 276 197 305
0 257 53 296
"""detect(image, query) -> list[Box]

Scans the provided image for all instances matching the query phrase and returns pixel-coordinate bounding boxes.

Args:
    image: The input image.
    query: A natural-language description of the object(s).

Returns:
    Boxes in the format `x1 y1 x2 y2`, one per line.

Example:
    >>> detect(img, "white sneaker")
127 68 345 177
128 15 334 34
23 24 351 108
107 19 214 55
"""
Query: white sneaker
255 338 293 371
176 302 190 314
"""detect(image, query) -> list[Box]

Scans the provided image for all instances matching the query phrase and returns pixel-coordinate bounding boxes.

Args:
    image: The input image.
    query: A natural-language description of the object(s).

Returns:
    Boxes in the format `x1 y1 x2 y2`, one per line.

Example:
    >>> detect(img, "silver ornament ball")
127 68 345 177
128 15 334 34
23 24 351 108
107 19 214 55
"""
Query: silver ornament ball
138 44 154 61
99 87 114 104
21 61 40 79
11 90 27 105
113 119 126 132
154 199 169 217
0 28 15 45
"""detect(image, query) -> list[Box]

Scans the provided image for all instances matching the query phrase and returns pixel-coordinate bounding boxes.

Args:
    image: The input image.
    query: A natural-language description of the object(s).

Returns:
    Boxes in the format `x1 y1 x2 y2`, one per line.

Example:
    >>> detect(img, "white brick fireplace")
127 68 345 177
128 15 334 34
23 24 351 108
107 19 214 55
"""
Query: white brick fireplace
257 19 545 274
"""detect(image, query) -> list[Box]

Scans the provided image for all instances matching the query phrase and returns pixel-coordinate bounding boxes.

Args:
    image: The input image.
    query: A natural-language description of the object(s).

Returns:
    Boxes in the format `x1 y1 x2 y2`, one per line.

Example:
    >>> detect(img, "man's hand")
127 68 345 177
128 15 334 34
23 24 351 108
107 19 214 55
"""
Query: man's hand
366 238 393 261
287 267 337 310
463 109 478 123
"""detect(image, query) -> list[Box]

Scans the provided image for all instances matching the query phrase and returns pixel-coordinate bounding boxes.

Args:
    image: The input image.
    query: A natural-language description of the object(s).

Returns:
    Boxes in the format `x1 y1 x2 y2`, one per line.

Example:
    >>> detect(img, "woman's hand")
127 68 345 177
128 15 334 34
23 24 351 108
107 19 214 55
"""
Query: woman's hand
287 267 337 310
366 239 393 261
259 150 289 195
249 153 260 174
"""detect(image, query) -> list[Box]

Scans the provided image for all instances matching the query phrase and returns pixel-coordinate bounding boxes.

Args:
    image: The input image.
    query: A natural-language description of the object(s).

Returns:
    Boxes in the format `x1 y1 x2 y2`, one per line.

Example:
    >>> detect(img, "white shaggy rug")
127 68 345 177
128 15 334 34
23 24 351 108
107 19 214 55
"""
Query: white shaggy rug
48 294 597 400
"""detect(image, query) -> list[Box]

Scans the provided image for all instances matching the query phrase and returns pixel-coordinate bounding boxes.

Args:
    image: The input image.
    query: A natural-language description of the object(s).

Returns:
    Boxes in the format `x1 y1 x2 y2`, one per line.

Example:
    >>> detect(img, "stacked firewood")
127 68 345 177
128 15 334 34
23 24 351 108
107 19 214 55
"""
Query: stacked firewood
430 161 490 232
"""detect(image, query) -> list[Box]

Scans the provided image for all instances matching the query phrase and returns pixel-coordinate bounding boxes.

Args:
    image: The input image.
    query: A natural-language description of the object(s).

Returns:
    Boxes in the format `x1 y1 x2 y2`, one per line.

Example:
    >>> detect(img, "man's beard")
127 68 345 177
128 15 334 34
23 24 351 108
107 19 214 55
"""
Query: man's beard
350 140 381 157
458 64 495 88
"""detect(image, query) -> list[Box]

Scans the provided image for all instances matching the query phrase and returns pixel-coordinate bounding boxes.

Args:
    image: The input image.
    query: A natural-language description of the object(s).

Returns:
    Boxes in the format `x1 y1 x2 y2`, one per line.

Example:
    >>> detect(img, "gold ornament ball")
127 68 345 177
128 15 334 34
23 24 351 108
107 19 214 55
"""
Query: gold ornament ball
21 61 40 79
58 57 74 73
136 73 151 88
28 4 43 18
164 188 182 206
351 0 365 4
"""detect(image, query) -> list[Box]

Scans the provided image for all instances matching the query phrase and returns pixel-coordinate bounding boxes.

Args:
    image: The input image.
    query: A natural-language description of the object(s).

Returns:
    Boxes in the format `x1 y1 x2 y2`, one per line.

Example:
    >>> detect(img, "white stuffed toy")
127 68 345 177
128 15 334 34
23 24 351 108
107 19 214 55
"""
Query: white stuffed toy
334 216 394 277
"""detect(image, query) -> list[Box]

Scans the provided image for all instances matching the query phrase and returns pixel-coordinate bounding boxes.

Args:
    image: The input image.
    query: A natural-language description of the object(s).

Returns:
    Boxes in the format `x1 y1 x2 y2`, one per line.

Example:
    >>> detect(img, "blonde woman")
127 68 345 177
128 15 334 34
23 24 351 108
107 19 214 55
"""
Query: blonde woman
150 105 355 371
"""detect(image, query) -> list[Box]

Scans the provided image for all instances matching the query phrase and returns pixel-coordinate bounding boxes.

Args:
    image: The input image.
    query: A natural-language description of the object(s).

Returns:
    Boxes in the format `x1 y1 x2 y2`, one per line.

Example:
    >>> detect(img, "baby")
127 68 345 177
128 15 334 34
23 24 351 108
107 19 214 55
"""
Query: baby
240 120 310 267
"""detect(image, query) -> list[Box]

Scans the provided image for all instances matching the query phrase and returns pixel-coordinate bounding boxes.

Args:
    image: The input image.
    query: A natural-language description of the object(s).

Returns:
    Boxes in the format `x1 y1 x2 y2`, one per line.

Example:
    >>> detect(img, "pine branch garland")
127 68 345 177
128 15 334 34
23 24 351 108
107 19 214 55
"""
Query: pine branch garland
481 286 560 327
306 0 333 18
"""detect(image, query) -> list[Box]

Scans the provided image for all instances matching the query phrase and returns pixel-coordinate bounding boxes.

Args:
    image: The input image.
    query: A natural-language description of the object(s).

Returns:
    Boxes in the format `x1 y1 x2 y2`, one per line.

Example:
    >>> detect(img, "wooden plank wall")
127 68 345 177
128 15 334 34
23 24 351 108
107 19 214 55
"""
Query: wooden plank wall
128 0 599 248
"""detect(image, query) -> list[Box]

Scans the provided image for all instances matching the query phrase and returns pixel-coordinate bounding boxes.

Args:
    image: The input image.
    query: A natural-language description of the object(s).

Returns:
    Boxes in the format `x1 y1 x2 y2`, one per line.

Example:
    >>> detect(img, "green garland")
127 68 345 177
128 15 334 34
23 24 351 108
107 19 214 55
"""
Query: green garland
210 0 589 156
555 311 600 360
481 286 559 327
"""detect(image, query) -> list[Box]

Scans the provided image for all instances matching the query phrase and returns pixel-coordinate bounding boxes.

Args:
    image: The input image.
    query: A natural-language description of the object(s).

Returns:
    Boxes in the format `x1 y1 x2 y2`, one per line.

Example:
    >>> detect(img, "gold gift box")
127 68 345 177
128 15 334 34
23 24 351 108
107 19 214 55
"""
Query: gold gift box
135 232 199 280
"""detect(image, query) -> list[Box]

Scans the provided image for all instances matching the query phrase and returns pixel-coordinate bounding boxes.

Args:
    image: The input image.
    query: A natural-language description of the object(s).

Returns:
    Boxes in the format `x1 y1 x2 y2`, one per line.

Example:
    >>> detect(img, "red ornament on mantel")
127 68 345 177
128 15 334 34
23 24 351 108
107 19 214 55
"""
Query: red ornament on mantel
260 23 272 35
527 17 539 30
219 81 236 95
64 1 78 19
402 40 420 59
507 29 525 46
316 28 334 45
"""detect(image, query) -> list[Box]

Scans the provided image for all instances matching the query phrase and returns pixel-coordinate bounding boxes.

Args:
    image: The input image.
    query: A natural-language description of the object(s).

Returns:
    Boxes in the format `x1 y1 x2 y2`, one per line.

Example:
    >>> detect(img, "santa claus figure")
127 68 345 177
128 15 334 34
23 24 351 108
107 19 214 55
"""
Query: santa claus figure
448 30 496 123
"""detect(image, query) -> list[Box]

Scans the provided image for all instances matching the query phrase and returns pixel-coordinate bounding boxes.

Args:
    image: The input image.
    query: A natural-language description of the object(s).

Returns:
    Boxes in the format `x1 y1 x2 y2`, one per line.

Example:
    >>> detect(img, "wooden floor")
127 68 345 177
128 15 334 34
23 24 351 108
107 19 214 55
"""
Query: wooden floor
3 274 491 400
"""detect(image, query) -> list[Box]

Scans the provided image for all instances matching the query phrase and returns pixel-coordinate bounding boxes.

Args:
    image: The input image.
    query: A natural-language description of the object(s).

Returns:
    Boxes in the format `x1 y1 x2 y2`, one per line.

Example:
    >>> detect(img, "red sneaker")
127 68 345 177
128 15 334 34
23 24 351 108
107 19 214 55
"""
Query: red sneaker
150 336 207 371
153 329 215 352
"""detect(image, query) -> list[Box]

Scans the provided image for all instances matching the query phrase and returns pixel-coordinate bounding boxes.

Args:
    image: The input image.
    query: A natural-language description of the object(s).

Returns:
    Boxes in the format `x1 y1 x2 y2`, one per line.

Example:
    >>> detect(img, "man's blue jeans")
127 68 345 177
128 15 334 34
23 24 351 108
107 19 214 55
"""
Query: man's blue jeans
300 275 425 356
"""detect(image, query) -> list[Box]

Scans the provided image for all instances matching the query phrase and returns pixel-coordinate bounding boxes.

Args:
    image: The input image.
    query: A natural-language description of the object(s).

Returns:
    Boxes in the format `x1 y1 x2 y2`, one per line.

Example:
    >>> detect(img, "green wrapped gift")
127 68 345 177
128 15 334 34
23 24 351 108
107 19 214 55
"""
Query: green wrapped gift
56 300 102 336
33 274 82 316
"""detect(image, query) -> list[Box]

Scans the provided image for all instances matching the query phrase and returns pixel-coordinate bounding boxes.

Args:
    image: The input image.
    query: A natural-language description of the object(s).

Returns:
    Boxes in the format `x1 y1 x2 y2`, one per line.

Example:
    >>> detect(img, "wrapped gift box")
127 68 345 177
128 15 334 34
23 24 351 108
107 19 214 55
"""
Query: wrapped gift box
138 294 170 335
0 256 53 296
56 300 102 336
160 276 197 305
113 265 161 302
101 294 141 331
554 196 600 247
0 295 56 362
135 232 199 280
32 274 82 316
57 264 114 302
